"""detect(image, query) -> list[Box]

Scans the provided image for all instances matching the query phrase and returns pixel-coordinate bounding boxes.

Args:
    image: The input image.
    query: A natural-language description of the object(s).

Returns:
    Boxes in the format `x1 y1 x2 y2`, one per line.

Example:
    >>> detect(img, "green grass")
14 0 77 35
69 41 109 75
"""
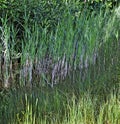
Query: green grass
0 88 119 124
0 1 120 124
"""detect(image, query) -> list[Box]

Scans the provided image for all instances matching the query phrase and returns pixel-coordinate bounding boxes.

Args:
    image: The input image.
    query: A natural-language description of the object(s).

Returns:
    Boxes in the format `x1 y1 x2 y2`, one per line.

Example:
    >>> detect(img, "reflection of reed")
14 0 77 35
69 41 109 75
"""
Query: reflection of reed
52 54 69 87
34 57 52 75
34 54 70 87
20 56 33 87
17 50 99 88
1 26 10 88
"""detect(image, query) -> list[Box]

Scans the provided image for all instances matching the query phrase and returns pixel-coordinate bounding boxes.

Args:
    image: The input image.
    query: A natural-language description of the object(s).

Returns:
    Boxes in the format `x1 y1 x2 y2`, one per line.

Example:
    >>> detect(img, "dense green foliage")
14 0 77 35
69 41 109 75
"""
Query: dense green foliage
0 0 119 32
0 0 120 123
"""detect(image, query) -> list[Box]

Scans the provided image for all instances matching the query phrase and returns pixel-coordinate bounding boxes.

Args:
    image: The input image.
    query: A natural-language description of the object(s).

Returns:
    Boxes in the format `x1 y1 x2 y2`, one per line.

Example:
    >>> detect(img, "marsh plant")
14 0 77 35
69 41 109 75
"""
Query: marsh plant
0 1 120 124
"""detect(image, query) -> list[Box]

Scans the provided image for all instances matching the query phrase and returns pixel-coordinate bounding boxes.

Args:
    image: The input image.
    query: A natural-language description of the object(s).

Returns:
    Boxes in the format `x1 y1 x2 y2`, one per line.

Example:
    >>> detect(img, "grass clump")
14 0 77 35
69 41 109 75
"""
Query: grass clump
0 88 119 124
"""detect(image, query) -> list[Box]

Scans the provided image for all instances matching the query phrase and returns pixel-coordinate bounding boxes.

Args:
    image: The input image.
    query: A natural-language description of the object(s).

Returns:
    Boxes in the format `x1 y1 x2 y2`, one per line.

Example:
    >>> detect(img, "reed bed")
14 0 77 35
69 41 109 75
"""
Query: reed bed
0 5 119 87
0 0 120 123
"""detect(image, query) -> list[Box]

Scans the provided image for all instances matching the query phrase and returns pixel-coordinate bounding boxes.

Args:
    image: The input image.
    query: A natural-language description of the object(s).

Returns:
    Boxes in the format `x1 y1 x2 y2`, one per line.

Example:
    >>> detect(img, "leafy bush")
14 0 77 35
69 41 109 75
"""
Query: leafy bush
0 0 119 30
